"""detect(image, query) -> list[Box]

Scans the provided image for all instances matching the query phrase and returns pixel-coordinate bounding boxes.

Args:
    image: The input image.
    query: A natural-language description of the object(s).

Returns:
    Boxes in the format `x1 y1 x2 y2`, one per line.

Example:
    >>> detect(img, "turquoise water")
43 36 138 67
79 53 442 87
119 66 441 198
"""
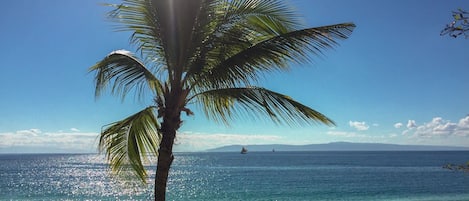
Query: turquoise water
1 151 469 200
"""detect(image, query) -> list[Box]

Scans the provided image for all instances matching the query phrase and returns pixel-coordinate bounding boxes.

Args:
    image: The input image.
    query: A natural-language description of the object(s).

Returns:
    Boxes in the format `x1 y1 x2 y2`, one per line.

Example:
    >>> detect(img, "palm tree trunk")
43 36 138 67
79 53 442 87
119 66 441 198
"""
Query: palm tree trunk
154 108 180 201
154 146 173 201
154 86 186 201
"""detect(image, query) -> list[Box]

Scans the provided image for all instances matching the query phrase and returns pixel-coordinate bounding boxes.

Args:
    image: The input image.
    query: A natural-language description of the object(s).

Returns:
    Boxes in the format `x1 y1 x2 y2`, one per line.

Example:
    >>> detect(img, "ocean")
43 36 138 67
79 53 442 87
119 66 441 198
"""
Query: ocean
1 151 469 201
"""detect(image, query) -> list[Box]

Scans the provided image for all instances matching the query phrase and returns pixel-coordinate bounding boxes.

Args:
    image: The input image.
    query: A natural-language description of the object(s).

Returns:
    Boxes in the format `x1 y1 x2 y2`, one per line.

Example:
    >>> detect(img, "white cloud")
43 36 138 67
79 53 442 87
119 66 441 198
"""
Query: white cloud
16 129 42 136
403 116 469 138
407 120 417 129
0 129 98 153
327 131 360 138
326 131 394 142
0 130 285 153
70 128 80 132
457 116 469 129
394 123 403 129
349 121 369 131
175 132 283 151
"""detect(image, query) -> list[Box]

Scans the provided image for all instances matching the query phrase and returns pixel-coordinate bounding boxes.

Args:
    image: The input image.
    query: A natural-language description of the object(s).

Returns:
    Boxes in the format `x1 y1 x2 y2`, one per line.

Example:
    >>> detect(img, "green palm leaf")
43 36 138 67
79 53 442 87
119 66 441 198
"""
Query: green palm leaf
192 23 355 89
98 106 160 183
89 50 164 101
104 1 165 66
192 87 335 126
106 0 209 82
184 0 306 85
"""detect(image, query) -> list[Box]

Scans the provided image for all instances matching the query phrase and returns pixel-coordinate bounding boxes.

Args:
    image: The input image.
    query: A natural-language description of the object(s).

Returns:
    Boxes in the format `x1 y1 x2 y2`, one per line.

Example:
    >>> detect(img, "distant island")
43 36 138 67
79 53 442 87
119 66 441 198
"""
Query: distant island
207 142 469 152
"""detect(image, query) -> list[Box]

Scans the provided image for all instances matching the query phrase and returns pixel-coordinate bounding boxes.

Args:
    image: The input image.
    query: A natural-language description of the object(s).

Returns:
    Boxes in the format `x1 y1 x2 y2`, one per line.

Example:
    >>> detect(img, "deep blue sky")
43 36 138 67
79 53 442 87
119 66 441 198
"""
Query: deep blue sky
0 0 468 152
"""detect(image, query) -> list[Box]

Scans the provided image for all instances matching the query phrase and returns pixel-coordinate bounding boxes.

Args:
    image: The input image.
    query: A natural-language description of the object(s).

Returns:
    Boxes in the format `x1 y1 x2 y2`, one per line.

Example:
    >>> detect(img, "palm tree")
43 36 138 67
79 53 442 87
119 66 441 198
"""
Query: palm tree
440 9 468 38
89 0 355 200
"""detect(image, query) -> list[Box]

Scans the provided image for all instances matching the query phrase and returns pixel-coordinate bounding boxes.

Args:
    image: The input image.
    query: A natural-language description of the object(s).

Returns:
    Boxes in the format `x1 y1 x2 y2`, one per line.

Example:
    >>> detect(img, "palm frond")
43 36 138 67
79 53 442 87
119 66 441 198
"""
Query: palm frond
229 0 301 36
184 0 304 85
191 23 355 90
192 87 335 126
105 1 165 66
89 50 164 101
99 106 160 183
106 0 207 82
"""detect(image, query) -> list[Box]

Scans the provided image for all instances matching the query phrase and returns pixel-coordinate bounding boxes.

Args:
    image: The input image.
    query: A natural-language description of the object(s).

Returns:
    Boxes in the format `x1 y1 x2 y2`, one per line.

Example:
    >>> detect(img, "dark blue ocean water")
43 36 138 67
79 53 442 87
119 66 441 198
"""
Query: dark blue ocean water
1 151 469 201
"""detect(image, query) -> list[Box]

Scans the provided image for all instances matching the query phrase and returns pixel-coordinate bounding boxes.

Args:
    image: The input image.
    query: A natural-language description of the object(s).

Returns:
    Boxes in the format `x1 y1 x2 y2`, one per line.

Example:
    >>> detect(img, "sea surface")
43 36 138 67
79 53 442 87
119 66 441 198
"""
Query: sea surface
1 151 469 201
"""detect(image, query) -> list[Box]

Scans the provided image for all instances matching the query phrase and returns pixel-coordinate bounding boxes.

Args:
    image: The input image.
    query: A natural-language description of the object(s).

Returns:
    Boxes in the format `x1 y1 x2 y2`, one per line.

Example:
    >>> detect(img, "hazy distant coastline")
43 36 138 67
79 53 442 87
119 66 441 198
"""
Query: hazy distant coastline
207 142 469 152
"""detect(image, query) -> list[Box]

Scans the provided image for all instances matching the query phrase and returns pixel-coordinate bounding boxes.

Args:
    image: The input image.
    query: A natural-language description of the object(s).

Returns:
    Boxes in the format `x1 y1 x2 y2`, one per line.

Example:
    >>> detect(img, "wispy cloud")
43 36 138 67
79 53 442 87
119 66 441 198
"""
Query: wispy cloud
0 129 287 153
70 128 80 132
0 129 98 153
327 131 392 139
349 121 369 131
394 123 403 129
175 132 283 151
327 131 360 138
16 129 42 136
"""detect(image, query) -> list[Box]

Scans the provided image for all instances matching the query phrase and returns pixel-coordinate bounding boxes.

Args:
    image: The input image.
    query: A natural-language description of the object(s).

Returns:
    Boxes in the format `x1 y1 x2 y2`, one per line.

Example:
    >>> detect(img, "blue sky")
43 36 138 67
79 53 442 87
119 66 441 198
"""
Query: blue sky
1 0 468 153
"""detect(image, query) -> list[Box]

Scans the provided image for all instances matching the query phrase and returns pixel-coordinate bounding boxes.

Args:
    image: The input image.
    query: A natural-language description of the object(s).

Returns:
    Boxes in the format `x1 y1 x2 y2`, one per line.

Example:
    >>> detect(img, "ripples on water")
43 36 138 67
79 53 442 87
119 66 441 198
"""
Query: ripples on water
0 154 154 200
1 152 469 201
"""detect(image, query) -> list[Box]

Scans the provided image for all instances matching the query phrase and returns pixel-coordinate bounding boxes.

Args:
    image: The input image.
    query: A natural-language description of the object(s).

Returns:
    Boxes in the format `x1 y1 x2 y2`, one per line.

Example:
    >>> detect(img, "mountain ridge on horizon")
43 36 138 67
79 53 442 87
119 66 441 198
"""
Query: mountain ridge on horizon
207 142 469 152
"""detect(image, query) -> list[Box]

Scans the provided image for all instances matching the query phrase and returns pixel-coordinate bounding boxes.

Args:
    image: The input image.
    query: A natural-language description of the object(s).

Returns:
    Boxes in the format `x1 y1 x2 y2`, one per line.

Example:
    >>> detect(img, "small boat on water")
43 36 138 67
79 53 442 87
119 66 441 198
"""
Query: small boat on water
241 147 247 154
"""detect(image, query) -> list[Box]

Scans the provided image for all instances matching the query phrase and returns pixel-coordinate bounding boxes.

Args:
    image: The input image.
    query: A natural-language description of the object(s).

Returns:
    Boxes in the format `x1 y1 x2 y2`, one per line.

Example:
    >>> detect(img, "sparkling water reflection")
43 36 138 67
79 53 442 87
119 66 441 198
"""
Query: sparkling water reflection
1 152 469 201
0 154 154 200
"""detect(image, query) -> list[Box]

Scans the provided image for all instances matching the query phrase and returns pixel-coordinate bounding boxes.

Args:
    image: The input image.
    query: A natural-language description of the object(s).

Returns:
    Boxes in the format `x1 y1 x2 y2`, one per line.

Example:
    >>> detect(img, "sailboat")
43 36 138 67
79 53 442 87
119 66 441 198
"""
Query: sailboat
240 146 247 154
